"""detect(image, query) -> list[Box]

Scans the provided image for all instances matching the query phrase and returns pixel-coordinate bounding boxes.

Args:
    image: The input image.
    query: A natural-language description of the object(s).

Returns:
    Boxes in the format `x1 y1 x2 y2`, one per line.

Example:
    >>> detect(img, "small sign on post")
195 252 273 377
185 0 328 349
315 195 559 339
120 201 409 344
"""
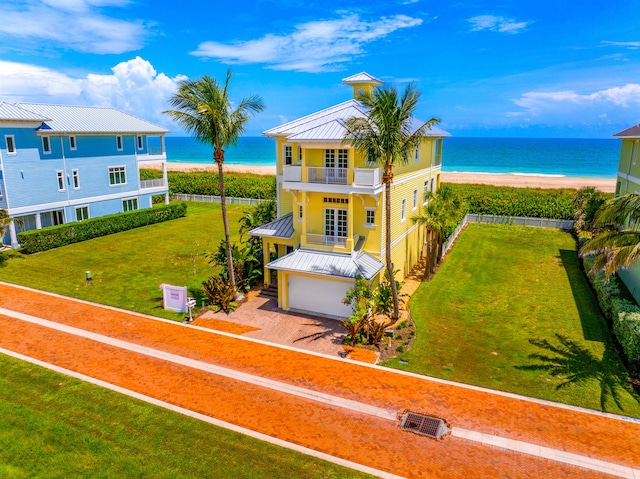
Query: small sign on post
161 284 188 312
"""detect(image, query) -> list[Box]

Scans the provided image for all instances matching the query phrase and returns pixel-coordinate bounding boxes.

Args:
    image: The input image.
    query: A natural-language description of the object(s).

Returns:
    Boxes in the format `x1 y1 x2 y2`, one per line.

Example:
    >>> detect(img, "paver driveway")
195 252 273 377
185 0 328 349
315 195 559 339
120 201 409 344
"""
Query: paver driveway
0 281 639 478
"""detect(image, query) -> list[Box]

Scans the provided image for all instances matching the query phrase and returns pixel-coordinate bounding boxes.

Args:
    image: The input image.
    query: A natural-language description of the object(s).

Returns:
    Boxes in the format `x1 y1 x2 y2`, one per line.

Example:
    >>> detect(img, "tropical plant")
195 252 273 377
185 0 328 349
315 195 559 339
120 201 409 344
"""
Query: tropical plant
341 276 392 347
164 71 264 296
344 84 439 320
209 240 262 293
412 185 465 278
202 274 238 314
573 186 608 233
581 193 640 280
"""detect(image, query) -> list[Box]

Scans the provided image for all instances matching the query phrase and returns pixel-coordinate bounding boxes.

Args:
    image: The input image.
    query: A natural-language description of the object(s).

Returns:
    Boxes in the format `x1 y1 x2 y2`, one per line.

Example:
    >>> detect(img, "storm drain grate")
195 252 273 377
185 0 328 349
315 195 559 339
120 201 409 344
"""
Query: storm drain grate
400 412 450 439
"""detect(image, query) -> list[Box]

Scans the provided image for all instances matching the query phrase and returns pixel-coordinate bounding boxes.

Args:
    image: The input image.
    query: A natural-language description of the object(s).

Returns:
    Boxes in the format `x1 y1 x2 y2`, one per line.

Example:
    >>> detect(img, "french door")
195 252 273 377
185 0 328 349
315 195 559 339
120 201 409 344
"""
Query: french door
325 208 347 245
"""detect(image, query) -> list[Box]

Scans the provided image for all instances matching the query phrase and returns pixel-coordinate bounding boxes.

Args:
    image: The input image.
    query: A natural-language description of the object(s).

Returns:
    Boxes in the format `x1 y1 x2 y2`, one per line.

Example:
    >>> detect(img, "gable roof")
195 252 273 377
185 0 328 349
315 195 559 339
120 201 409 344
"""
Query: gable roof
263 99 450 142
614 124 640 138
1 102 168 134
342 72 384 86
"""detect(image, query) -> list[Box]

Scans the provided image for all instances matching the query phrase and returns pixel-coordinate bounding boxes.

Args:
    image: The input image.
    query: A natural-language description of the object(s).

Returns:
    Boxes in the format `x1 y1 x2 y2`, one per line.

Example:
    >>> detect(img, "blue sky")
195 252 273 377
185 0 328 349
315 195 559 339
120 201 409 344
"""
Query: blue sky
1 0 640 138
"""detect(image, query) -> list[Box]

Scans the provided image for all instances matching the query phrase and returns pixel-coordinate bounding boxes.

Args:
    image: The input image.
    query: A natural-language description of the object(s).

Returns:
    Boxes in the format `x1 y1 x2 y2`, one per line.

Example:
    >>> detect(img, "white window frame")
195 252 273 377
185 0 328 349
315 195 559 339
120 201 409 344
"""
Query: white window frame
298 146 302 163
72 169 80 189
5 135 16 155
116 135 123 151
123 198 138 212
42 136 51 154
401 198 406 223
109 166 127 186
365 207 376 228
633 140 639 166
413 188 418 211
283 144 293 165
56 170 65 191
414 144 420 162
137 135 144 150
297 203 303 222
424 180 429 205
75 205 89 222
69 135 77 151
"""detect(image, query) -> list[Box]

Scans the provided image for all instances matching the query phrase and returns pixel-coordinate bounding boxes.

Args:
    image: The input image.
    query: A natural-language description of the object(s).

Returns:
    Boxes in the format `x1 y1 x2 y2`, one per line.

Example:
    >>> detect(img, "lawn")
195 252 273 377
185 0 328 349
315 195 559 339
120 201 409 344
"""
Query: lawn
0 353 370 479
0 201 249 320
384 223 640 417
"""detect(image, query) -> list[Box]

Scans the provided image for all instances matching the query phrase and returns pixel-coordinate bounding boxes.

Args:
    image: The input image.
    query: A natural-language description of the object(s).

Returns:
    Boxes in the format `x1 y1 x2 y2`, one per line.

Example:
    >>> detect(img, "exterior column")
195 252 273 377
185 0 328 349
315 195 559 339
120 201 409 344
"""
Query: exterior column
9 220 18 248
35 213 42 229
162 162 169 205
263 240 271 287
161 135 166 155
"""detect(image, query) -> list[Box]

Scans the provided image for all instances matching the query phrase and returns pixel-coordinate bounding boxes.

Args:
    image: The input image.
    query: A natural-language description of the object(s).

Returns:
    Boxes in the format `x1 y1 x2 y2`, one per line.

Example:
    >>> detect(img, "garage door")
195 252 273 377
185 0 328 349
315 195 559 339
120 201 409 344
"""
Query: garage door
288 275 354 319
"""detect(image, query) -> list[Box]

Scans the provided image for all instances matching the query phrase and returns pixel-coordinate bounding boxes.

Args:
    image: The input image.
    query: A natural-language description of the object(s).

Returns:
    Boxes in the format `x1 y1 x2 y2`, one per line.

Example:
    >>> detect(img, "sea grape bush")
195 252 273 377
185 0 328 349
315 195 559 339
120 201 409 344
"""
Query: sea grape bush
18 203 187 254
167 172 276 200
443 183 579 219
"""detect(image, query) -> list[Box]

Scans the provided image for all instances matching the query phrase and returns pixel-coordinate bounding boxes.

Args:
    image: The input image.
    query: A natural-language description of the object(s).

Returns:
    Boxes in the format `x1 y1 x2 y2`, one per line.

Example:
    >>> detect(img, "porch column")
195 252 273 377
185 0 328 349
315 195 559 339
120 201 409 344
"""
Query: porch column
162 162 169 205
9 220 18 248
35 213 42 229
161 135 166 155
263 240 271 287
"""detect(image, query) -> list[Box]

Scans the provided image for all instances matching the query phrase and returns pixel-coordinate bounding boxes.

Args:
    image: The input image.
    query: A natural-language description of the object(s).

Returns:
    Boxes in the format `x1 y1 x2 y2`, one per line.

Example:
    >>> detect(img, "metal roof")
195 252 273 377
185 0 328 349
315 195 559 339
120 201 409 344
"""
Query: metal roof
267 249 384 280
0 102 50 121
11 102 168 134
614 124 640 138
248 213 294 239
342 72 384 86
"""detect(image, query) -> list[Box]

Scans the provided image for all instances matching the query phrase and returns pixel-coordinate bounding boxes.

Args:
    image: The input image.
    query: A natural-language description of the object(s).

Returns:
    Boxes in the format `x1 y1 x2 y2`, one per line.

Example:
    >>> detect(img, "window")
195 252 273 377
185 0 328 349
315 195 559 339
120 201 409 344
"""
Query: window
365 208 376 227
325 208 348 240
414 145 420 162
401 198 406 222
69 136 77 151
0 185 3 199
297 203 303 222
424 180 429 204
323 197 348 204
109 166 126 185
284 145 292 165
72 169 80 189
5 135 16 155
324 149 349 168
298 146 302 163
431 178 435 193
413 188 418 210
42 136 51 154
56 171 65 191
75 206 89 221
116 135 123 151
123 198 138 212
137 135 143 150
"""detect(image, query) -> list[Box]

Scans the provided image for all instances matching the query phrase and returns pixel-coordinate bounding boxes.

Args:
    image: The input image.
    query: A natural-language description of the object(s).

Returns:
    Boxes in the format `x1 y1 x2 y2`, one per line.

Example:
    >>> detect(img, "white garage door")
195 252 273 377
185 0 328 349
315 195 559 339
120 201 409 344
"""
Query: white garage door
288 275 354 319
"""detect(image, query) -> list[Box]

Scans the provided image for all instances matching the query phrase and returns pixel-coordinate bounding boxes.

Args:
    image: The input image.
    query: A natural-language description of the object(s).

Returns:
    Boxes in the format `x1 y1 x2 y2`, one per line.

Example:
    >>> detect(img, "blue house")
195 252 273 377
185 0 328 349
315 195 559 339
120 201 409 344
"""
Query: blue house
0 102 170 248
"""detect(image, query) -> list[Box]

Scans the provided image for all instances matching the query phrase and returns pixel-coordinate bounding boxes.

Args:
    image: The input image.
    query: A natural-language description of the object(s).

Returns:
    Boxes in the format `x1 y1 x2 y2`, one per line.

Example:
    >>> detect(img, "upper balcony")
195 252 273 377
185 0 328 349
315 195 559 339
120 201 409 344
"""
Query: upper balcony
282 165 382 193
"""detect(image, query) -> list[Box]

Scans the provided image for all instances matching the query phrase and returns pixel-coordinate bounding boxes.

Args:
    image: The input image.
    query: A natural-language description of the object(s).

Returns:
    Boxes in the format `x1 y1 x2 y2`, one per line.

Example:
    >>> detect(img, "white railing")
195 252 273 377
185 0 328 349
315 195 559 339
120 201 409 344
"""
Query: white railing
307 167 348 184
306 233 347 247
283 165 302 182
148 146 164 155
140 179 166 189
354 167 381 186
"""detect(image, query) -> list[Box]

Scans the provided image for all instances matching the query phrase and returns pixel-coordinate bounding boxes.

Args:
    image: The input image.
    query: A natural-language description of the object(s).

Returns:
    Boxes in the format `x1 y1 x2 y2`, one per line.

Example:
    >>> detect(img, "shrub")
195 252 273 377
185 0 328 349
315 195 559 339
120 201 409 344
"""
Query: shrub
166 171 276 200
18 203 187 254
202 274 238 314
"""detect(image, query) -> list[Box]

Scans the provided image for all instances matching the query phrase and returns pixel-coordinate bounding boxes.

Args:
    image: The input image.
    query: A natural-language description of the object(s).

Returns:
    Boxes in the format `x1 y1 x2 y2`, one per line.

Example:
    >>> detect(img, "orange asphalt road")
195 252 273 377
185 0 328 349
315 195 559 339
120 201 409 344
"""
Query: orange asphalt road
0 282 637 478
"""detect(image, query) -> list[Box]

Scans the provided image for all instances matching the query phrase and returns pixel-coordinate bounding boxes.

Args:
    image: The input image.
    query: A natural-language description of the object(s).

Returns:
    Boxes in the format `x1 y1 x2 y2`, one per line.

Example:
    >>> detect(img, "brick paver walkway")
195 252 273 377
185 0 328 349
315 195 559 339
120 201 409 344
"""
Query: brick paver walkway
1 282 639 478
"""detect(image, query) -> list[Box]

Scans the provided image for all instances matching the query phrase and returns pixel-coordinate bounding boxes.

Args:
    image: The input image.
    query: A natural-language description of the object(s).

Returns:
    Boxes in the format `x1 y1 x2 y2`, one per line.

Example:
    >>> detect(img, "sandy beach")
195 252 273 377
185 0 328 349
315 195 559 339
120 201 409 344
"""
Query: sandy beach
153 162 616 192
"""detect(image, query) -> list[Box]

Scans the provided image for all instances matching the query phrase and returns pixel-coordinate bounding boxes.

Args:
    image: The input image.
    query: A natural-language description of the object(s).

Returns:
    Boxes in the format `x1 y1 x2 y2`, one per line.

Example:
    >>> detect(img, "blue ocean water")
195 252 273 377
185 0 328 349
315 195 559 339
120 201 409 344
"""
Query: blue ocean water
165 136 620 179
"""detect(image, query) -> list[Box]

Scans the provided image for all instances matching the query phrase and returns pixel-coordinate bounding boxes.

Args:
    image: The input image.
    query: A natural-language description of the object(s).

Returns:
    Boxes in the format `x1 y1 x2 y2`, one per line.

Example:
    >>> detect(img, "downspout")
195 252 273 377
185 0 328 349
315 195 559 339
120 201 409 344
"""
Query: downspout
60 136 71 216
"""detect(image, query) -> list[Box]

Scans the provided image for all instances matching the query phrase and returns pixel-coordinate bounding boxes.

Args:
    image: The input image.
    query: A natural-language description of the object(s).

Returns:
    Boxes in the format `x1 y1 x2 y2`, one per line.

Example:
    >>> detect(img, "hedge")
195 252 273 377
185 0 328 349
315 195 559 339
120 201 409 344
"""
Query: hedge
583 256 640 366
18 203 187 254
443 183 579 219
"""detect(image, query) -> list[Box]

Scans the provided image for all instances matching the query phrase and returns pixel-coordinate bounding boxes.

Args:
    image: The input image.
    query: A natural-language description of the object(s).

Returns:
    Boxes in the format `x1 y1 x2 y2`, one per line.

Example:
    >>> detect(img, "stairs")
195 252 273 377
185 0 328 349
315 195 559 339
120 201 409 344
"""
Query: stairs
260 285 278 299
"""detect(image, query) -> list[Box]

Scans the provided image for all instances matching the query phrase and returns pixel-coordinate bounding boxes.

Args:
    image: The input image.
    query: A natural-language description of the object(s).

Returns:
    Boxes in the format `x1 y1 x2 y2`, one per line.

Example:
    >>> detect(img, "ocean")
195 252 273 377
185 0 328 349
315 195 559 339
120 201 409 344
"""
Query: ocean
164 136 620 179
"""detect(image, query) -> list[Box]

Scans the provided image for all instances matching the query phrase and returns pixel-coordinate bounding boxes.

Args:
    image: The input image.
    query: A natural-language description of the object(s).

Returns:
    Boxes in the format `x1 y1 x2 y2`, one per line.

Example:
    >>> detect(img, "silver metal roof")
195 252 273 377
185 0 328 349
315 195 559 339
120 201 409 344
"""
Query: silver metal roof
12 102 168 134
267 249 384 280
614 124 640 138
342 72 383 86
0 102 50 121
249 213 294 239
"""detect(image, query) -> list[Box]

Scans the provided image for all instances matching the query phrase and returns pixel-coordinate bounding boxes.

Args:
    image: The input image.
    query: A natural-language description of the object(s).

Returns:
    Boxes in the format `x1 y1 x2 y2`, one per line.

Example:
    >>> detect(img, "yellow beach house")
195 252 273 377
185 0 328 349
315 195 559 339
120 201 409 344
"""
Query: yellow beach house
613 124 640 303
251 73 450 319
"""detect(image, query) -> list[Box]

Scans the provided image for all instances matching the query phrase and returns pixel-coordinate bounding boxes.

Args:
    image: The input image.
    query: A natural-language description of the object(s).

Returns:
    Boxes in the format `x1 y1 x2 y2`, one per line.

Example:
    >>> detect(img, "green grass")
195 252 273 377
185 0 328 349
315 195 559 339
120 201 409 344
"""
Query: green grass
385 223 640 417
0 354 370 479
0 201 249 320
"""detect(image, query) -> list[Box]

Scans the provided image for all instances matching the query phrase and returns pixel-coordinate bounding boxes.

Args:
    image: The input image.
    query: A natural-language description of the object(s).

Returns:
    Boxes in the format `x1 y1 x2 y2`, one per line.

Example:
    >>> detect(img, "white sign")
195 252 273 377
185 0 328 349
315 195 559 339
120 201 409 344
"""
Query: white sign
161 283 188 312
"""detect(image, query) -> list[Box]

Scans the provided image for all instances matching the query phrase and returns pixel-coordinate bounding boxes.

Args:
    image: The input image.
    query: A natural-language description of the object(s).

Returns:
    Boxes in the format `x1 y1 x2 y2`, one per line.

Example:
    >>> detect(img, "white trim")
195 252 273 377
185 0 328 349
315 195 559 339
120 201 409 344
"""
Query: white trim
42 136 52 154
72 169 80 189
56 170 65 191
137 135 144 150
116 135 123 151
122 197 138 212
283 143 293 166
412 188 418 211
108 165 127 186
69 135 77 151
6 189 150 215
401 198 406 223
75 204 89 221
364 207 376 228
4 135 16 155
618 171 640 186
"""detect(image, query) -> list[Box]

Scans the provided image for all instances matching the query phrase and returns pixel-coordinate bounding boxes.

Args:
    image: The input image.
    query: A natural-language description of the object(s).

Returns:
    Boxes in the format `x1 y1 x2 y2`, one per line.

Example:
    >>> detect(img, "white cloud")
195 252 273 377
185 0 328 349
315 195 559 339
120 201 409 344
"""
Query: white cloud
513 84 640 112
191 14 423 73
601 40 640 50
0 57 186 128
468 15 529 34
0 0 148 54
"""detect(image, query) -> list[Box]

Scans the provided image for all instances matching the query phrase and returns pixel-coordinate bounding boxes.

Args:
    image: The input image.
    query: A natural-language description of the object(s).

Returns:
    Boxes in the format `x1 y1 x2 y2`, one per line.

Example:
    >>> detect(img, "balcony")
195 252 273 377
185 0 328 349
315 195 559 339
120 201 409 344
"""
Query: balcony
281 165 382 189
140 178 166 189
306 233 347 247
308 167 348 184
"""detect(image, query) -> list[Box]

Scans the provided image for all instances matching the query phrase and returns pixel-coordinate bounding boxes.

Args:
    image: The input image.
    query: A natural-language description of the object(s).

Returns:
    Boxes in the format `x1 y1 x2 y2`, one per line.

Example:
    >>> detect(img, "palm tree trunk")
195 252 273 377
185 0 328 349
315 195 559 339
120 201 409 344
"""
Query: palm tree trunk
384 176 399 320
215 148 236 293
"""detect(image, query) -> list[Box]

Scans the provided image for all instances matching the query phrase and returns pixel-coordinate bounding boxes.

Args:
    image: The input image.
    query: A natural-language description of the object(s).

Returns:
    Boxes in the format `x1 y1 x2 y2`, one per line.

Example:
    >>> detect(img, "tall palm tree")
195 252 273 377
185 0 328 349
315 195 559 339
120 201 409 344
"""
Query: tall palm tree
581 193 640 279
344 84 439 320
164 72 264 294
0 209 10 241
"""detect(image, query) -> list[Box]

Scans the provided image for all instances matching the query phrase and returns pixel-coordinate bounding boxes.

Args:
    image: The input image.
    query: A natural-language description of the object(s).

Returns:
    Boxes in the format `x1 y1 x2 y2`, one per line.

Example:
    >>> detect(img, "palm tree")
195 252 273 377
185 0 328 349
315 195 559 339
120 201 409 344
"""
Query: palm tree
164 72 264 294
0 209 10 242
581 193 640 279
344 84 439 320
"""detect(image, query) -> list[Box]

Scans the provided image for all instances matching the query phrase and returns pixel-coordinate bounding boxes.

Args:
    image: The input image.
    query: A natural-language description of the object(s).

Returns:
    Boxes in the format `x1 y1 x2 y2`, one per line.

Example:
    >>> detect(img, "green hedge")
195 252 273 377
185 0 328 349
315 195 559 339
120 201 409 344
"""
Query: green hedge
583 256 640 366
18 203 187 254
167 172 276 200
443 183 578 219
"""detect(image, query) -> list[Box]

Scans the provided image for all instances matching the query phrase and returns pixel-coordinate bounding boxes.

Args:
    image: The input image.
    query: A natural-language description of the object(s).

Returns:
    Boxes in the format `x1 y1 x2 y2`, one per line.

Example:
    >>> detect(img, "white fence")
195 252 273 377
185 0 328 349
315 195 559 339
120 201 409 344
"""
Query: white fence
442 214 575 255
172 194 268 205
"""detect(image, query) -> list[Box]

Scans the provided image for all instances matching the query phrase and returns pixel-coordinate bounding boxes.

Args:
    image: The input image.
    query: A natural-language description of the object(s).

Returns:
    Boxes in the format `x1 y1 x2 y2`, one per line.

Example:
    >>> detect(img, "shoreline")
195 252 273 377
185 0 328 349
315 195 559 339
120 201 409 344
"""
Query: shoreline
151 162 616 192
